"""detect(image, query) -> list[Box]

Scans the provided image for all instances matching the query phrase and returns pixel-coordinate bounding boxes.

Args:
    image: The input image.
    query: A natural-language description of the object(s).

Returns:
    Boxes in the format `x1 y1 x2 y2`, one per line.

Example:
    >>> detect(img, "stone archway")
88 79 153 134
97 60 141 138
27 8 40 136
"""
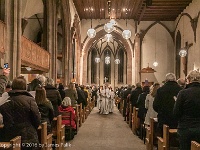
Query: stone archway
81 29 133 85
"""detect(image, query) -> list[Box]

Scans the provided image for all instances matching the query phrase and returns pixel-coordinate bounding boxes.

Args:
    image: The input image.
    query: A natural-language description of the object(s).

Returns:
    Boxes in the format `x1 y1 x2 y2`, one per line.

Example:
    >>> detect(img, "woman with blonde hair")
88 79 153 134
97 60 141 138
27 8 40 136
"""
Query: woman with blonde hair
144 83 160 125
35 86 54 133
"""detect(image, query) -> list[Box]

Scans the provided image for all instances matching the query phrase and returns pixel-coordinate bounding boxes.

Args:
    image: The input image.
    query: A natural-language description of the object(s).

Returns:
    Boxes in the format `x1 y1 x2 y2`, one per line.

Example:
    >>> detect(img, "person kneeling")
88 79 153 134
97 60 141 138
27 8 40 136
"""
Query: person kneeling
59 97 77 141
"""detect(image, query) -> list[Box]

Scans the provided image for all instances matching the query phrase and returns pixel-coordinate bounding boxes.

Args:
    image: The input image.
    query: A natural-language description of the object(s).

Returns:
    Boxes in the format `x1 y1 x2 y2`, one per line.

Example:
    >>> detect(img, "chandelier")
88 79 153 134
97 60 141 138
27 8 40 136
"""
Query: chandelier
179 48 187 57
95 57 100 63
122 19 131 39
105 56 110 64
105 34 112 42
104 22 114 33
87 19 96 38
153 26 158 67
179 16 187 57
122 30 131 39
114 58 120 64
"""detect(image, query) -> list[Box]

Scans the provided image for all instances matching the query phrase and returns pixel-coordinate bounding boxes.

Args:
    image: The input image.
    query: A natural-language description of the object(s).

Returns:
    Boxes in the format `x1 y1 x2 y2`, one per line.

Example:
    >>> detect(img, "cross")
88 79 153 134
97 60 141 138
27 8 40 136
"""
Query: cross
104 77 108 83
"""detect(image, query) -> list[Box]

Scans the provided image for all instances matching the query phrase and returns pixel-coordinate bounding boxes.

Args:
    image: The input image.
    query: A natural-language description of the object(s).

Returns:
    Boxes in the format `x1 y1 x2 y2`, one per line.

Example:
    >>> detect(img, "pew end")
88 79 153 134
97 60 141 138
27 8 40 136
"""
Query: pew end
191 141 200 150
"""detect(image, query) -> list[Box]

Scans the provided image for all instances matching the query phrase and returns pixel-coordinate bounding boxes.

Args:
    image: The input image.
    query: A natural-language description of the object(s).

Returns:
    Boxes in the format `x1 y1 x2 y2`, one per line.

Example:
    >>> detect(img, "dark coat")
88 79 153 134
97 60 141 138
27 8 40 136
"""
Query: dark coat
45 85 62 117
136 92 148 122
153 81 182 129
76 88 87 108
37 100 54 133
173 82 200 128
0 90 41 145
130 87 143 107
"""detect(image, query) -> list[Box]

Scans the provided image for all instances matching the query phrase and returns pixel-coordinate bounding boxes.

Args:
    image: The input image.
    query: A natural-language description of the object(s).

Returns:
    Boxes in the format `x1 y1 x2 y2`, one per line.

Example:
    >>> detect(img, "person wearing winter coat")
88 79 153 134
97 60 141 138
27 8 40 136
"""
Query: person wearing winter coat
174 70 200 150
0 76 41 149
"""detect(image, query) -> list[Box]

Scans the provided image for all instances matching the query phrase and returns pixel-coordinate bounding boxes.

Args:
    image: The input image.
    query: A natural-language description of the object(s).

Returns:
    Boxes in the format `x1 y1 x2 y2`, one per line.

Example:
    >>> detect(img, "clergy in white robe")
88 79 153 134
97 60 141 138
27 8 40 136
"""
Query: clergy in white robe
108 89 115 113
99 86 110 115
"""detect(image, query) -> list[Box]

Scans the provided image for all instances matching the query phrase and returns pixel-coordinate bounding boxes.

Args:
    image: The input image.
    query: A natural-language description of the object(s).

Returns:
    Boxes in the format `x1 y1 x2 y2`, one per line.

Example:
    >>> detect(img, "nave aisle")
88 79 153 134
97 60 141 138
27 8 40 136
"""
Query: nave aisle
67 106 146 150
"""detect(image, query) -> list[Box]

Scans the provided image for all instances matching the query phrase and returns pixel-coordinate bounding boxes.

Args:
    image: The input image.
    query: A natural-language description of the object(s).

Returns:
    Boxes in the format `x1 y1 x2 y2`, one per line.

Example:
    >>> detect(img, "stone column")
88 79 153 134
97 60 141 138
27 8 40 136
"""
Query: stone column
5 0 22 79
61 0 71 86
135 33 141 83
45 0 57 83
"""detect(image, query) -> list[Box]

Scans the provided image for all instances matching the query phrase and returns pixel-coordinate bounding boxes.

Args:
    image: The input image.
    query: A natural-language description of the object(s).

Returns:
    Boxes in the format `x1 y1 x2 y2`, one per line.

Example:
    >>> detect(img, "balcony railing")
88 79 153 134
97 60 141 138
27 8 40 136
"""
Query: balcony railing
0 21 5 55
21 36 50 72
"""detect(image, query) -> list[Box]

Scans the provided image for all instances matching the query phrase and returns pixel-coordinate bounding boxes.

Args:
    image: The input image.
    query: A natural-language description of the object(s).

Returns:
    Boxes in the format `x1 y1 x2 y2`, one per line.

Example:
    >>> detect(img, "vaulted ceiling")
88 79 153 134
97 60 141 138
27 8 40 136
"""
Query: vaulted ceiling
73 0 193 21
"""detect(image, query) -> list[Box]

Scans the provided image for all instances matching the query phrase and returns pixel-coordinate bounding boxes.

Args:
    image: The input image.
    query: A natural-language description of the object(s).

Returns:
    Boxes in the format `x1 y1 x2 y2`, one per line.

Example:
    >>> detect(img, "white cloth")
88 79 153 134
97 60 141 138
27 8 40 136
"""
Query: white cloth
0 92 10 125
108 91 115 113
0 92 10 106
97 90 101 109
99 88 110 115
144 94 158 125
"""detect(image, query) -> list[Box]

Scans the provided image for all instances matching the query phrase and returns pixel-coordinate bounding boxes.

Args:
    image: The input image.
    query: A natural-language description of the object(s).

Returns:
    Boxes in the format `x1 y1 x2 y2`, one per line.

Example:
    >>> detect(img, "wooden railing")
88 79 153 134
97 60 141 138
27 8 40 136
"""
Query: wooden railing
0 21 5 56
21 36 50 72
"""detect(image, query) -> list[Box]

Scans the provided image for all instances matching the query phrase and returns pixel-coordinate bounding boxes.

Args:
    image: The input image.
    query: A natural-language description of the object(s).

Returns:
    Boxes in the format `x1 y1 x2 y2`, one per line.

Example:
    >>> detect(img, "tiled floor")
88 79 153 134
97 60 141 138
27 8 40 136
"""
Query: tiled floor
66 106 146 150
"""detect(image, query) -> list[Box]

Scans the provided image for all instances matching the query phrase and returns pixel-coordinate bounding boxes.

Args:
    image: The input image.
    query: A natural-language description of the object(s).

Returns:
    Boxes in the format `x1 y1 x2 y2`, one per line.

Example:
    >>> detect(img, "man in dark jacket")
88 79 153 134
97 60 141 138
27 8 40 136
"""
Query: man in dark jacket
130 83 143 108
174 70 200 150
123 85 132 120
153 73 182 135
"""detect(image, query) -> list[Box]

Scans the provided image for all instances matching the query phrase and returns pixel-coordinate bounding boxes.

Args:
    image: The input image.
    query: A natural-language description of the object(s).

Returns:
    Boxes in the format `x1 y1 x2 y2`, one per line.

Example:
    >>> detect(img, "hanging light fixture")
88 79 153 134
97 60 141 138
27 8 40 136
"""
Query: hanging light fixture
179 16 187 57
153 26 158 67
95 55 100 63
87 19 96 38
104 22 114 33
122 19 131 39
179 48 187 57
105 34 112 42
114 58 120 64
105 50 110 64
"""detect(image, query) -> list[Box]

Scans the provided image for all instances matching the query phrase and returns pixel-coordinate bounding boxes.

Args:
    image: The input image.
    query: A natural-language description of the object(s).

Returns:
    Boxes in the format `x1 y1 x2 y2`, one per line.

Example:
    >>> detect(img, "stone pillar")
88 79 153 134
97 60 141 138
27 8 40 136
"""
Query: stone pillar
5 0 22 79
45 0 57 83
61 0 71 86
135 33 141 83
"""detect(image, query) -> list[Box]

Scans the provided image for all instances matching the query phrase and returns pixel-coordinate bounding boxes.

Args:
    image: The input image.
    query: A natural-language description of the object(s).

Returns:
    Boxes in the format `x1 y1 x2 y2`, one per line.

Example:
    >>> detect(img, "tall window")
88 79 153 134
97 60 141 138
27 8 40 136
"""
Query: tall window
176 31 181 79
104 49 111 83
118 48 124 83
91 48 97 83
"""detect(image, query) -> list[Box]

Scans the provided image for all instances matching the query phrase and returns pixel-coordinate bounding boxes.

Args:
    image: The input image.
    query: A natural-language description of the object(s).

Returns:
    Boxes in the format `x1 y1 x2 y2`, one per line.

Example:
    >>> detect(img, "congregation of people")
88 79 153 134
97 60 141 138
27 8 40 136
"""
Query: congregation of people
116 71 200 150
0 67 200 150
0 68 99 149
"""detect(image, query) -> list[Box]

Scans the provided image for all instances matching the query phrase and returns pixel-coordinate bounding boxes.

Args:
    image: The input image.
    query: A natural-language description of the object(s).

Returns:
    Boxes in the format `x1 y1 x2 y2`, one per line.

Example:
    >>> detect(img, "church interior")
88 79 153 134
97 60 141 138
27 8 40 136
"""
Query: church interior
0 0 198 86
0 0 200 150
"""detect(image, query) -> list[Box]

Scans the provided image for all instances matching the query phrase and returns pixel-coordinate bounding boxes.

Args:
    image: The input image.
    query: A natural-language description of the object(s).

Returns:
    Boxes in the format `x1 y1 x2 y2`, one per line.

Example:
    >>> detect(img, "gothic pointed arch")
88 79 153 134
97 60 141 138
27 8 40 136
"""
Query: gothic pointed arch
82 29 133 85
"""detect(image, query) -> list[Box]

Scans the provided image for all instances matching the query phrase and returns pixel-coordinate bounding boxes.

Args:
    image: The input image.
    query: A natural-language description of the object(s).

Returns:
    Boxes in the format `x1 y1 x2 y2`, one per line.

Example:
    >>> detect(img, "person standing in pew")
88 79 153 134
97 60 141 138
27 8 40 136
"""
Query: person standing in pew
45 78 62 117
65 82 78 107
0 76 41 150
174 70 200 150
153 73 182 136
35 86 54 134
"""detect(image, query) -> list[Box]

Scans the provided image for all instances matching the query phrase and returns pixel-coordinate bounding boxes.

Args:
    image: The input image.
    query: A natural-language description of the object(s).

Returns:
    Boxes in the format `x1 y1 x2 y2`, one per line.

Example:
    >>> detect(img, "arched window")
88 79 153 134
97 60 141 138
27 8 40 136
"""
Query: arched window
176 31 181 79
91 48 97 83
118 48 124 83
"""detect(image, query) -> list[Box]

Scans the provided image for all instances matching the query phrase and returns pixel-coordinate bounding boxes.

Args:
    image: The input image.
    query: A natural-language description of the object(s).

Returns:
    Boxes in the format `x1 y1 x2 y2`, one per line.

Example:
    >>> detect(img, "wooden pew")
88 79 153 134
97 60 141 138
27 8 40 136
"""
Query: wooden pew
0 136 21 150
128 104 132 128
132 107 139 135
38 122 53 150
52 115 65 150
73 105 79 132
157 125 178 150
191 141 200 150
120 99 124 114
145 118 158 150
78 103 83 127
